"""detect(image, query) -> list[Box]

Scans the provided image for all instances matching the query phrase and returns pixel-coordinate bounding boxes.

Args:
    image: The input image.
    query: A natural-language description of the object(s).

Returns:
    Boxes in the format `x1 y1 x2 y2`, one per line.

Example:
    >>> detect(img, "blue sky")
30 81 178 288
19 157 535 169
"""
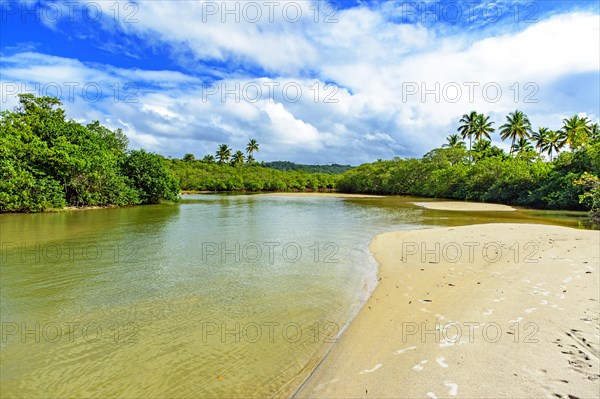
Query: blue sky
1 0 599 164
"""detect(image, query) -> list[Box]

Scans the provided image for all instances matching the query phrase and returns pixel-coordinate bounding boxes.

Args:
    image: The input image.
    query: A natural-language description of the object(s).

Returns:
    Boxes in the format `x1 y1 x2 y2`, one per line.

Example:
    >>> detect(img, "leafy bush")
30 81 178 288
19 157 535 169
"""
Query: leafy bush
0 95 179 212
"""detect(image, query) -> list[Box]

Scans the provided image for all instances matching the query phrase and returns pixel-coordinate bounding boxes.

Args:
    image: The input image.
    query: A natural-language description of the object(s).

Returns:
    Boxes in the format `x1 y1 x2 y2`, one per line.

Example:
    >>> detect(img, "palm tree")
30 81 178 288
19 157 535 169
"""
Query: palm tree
499 110 532 154
541 130 563 161
231 150 245 166
512 137 534 153
216 144 231 164
560 115 591 150
531 127 549 156
590 123 599 141
246 139 259 159
442 134 466 149
473 139 492 153
457 111 478 151
202 154 215 163
472 113 495 142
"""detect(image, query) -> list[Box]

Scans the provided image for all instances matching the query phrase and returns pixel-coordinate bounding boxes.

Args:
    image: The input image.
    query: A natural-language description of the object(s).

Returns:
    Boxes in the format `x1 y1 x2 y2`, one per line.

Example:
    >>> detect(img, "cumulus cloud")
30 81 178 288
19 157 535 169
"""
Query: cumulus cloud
1 1 598 163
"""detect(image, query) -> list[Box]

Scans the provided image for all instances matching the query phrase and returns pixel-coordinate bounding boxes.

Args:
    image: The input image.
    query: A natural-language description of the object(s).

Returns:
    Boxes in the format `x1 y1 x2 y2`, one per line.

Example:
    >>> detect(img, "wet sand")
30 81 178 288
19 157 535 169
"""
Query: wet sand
296 224 599 398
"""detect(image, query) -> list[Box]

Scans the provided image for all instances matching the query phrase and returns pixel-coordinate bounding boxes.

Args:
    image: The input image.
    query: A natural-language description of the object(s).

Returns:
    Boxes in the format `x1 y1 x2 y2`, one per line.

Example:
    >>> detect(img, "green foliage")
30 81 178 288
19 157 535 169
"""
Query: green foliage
167 160 340 192
338 143 598 213
575 173 600 220
122 150 179 204
264 161 353 174
0 95 179 212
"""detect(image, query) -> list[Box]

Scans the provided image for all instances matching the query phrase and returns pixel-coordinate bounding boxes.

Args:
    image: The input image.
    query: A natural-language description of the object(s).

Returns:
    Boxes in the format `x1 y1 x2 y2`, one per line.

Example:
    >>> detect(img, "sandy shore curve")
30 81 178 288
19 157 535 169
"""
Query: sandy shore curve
413 201 516 211
296 223 599 398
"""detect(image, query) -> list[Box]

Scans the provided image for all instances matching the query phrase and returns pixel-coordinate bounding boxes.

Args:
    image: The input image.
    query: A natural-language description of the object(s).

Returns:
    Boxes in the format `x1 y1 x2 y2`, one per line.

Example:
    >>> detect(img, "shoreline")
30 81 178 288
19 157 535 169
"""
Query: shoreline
258 192 384 198
296 223 600 398
181 191 384 198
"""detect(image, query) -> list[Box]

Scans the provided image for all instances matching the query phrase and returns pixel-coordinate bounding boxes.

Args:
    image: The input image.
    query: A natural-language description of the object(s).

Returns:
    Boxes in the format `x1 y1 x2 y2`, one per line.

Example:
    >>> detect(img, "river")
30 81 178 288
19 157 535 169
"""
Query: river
0 194 593 398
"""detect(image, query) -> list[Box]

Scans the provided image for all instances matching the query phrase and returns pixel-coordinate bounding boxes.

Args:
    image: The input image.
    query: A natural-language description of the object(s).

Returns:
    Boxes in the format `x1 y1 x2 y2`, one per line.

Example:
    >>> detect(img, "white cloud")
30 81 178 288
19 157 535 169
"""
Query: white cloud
1 2 598 163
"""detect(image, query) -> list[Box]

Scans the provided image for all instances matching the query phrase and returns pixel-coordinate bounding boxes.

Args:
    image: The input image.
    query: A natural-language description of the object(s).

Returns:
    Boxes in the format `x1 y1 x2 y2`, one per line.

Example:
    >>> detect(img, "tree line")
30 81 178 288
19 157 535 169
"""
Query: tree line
166 159 340 192
169 140 345 191
182 139 260 166
453 110 598 159
0 95 179 212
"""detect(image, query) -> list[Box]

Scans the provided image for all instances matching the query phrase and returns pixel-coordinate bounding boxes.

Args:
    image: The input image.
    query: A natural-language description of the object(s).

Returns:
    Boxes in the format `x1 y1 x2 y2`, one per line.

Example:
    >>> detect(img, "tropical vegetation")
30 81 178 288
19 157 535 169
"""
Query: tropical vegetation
338 109 600 220
0 95 179 212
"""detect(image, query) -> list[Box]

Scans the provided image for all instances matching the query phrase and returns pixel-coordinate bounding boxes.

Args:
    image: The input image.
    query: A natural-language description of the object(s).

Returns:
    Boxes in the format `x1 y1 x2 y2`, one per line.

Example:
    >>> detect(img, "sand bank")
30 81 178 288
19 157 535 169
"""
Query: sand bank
260 192 384 198
296 224 599 398
414 201 516 211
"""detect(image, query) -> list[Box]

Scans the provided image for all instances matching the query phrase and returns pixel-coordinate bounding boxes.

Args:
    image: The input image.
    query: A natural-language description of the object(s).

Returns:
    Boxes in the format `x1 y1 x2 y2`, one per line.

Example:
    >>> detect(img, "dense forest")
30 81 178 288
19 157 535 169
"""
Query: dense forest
168 139 341 191
166 159 340 192
338 111 600 219
0 95 179 212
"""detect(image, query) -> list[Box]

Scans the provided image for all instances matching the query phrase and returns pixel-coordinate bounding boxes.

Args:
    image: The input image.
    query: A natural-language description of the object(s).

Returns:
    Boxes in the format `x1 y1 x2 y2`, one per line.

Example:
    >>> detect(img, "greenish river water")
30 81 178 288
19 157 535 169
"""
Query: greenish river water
0 194 594 398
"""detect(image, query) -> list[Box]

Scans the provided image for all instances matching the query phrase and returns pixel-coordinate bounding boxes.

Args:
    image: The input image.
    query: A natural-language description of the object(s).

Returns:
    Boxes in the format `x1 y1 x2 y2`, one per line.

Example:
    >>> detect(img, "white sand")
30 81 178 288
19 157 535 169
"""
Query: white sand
414 201 516 211
296 224 599 398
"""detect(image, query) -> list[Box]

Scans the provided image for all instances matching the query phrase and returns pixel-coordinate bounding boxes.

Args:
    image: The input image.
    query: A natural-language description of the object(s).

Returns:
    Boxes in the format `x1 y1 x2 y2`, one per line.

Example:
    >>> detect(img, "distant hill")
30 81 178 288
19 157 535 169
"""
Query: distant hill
264 161 353 174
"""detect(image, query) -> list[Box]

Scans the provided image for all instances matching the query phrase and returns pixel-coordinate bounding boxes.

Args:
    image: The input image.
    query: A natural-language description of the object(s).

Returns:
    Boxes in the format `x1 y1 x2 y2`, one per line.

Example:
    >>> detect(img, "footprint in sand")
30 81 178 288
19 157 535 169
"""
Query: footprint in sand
444 381 458 397
412 360 428 371
359 364 382 374
524 308 537 314
436 356 449 368
316 378 340 390
426 392 438 399
395 346 417 355
509 317 524 323
483 309 494 316
540 300 548 305
421 307 432 314
493 297 505 303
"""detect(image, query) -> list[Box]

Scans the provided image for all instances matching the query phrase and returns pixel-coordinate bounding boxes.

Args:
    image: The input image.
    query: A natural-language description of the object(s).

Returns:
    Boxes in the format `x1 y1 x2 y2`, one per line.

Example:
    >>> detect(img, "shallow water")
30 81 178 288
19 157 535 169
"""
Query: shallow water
0 194 594 398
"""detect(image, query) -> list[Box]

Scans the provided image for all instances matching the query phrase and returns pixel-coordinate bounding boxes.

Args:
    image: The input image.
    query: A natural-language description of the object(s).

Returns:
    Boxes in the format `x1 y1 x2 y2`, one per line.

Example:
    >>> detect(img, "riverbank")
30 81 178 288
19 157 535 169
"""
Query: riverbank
296 223 600 398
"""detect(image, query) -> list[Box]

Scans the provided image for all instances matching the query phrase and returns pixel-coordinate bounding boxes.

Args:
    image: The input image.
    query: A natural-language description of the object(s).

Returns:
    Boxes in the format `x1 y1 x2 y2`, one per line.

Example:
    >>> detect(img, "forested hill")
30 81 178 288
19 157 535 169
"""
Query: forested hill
264 161 353 174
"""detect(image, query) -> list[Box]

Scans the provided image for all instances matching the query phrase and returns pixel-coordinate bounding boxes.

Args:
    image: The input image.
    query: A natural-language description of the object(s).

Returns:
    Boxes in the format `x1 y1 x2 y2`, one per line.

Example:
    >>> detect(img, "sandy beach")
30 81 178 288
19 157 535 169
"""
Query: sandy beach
414 201 516 211
296 223 599 398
